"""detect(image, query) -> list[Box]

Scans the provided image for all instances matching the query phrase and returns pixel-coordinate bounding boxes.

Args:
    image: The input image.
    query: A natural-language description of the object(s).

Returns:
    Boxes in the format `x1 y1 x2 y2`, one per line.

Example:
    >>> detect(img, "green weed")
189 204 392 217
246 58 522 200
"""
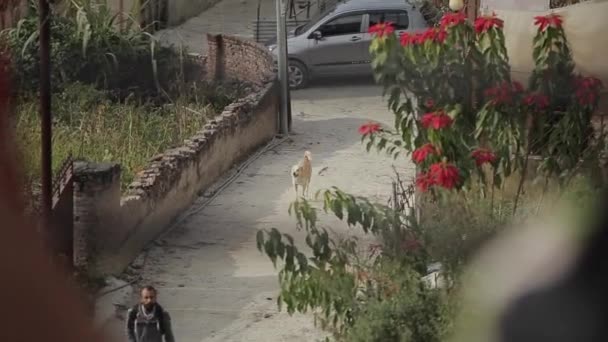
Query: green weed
15 83 223 190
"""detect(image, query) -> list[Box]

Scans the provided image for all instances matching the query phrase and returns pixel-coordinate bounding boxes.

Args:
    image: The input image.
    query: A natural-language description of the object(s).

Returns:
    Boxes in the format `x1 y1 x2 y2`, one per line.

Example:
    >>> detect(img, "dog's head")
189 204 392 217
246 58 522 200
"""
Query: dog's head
292 165 302 177
304 151 312 161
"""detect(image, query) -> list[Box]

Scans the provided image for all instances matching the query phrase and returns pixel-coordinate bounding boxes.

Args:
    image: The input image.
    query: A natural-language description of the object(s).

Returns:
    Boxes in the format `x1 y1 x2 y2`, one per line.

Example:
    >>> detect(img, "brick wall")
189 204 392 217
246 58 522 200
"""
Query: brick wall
206 34 275 86
74 34 278 275
73 163 121 269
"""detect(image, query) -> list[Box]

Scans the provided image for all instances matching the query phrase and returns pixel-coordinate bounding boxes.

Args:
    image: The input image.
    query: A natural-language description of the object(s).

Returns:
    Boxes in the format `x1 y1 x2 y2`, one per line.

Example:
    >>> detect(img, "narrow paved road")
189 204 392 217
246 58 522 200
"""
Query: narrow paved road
107 78 414 342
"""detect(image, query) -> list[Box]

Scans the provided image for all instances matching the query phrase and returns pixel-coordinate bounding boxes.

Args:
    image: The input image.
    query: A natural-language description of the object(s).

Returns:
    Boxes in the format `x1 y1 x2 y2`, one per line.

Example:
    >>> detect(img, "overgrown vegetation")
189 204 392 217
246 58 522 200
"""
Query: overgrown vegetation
15 82 223 189
3 0 248 195
2 0 185 97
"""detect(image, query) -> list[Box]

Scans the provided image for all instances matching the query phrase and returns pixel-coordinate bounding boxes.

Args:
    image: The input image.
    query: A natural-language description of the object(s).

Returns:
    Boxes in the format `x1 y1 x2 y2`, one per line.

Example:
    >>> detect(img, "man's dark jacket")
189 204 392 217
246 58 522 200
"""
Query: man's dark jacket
126 303 175 342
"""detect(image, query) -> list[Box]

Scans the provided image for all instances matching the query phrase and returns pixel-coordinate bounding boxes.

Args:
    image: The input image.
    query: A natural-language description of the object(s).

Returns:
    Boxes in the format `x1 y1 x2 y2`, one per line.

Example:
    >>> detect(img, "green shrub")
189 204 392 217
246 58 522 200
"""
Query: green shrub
256 188 458 342
1 0 187 97
343 261 452 342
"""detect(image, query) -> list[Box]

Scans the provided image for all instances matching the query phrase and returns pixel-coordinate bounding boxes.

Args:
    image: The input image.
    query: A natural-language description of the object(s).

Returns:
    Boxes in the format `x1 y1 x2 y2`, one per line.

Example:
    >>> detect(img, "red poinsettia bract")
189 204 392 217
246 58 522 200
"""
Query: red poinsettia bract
424 28 448 44
416 172 434 192
512 81 524 93
401 28 447 47
534 14 563 31
429 162 460 189
575 76 603 89
523 93 550 110
474 13 504 34
400 32 415 47
471 148 497 167
369 22 395 38
574 76 603 106
358 122 381 135
440 12 467 28
435 29 448 43
421 111 453 130
484 81 522 106
412 143 439 164
421 28 436 43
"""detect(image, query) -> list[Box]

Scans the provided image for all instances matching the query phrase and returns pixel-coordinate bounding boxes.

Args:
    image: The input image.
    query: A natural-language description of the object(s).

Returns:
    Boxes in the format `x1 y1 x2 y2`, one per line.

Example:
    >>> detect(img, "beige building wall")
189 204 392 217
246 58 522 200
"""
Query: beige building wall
495 2 608 87
495 1 608 114
481 0 549 12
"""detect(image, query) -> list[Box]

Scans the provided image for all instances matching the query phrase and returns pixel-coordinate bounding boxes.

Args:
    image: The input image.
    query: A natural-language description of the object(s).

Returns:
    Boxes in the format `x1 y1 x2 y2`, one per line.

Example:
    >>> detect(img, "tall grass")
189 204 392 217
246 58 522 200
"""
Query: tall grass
15 83 222 190
1 0 185 96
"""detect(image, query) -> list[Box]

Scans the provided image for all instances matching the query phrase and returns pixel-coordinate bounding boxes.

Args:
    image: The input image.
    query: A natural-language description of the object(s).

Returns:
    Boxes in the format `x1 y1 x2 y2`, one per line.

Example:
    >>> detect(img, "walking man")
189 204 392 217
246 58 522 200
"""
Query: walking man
126 285 176 342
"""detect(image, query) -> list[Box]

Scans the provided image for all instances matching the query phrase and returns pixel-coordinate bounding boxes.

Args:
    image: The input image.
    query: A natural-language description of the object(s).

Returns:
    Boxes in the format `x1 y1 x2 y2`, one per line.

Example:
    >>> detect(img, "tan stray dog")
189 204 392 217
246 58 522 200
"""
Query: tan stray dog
291 151 312 199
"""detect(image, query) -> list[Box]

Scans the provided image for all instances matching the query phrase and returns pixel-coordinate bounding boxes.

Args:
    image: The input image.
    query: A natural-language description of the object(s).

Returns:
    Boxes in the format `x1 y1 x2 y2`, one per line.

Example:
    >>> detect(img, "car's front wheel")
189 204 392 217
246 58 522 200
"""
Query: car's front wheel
288 60 309 89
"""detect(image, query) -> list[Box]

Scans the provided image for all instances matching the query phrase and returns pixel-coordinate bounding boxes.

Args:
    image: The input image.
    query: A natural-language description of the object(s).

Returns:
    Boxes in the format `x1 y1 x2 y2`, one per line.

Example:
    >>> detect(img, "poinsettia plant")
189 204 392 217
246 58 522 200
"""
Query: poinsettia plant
253 11 604 342
366 11 604 199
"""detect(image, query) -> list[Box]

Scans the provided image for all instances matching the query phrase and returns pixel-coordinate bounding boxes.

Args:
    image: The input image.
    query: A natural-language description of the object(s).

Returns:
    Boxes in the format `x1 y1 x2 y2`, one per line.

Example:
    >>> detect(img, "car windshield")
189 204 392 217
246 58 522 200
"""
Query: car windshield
294 5 337 35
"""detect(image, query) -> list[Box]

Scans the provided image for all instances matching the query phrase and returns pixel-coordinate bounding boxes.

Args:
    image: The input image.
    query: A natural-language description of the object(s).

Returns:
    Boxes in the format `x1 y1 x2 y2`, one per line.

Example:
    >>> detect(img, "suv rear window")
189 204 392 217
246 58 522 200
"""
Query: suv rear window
369 11 409 30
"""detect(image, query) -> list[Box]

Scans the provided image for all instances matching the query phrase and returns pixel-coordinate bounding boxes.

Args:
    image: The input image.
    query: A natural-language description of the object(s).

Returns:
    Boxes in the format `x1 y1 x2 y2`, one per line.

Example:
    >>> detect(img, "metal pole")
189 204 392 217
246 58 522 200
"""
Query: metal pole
39 0 52 227
276 0 290 135
256 0 262 42
287 77 292 132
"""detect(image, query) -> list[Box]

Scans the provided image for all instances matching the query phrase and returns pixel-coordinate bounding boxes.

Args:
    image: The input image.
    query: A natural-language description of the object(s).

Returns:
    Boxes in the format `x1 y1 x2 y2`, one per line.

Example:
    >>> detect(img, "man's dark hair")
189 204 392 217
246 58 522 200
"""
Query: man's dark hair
140 285 157 295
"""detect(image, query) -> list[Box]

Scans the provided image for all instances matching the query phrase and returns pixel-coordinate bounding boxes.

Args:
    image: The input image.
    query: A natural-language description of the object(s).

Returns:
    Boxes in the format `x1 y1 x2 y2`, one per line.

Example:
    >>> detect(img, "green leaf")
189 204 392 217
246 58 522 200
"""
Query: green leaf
332 199 344 220
376 138 388 153
366 140 373 152
256 230 265 251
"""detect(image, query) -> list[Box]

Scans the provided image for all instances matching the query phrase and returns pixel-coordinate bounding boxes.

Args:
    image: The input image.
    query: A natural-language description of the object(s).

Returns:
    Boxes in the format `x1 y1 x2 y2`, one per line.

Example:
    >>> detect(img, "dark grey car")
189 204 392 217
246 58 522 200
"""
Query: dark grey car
267 0 429 89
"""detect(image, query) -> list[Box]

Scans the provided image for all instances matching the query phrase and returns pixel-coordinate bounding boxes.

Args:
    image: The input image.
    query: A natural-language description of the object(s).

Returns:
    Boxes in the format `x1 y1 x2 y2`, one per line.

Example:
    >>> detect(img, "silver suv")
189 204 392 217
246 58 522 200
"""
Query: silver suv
267 0 429 89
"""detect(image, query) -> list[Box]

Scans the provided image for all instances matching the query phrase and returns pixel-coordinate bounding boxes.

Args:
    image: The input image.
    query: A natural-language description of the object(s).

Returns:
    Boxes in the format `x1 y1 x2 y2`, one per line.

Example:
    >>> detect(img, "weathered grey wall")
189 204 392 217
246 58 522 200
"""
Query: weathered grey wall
74 35 278 275
166 0 222 26
104 0 222 30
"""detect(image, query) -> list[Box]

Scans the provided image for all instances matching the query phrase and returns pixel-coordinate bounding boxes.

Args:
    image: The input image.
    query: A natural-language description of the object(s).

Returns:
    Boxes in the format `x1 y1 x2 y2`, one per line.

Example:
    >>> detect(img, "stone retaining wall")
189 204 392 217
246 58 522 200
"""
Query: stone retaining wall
74 35 278 275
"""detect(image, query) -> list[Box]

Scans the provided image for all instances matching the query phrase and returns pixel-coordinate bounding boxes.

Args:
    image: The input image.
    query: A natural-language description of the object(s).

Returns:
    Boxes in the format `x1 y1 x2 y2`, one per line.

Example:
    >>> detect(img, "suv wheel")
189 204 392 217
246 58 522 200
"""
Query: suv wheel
288 60 309 89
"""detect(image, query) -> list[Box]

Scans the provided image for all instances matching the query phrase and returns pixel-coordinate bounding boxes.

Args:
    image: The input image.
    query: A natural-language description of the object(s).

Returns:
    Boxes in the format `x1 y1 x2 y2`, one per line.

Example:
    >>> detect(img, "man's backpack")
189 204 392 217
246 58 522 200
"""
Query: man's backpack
128 304 166 335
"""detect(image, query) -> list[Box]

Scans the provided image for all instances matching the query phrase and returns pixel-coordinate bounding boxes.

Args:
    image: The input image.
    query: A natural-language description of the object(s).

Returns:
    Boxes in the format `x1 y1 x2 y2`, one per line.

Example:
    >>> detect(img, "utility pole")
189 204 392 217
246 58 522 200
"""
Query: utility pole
39 0 52 228
276 0 291 134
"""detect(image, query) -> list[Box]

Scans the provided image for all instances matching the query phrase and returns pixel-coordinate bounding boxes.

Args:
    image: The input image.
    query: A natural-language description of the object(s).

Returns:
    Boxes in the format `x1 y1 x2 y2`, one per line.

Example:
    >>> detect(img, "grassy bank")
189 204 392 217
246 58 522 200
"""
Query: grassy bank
4 0 251 210
15 82 244 191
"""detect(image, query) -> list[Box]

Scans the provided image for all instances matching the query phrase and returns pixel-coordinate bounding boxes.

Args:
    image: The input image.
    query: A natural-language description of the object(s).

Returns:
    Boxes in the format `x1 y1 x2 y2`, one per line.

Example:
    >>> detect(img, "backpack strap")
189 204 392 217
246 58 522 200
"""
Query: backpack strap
130 304 166 335
128 305 139 320
127 305 139 338
155 304 166 335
